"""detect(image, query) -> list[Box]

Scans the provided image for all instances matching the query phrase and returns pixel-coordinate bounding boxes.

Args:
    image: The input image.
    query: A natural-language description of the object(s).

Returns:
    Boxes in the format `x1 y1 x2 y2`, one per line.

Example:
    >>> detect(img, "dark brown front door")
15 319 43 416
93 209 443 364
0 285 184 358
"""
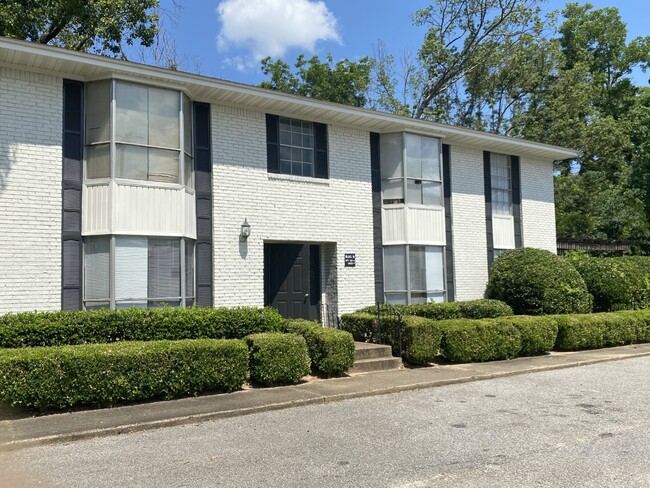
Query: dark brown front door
264 243 320 320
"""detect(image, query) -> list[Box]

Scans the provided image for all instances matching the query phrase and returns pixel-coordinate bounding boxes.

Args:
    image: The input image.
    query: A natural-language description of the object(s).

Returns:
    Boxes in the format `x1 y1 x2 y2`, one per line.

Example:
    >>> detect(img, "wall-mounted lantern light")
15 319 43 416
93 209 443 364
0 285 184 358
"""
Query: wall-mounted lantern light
240 218 251 242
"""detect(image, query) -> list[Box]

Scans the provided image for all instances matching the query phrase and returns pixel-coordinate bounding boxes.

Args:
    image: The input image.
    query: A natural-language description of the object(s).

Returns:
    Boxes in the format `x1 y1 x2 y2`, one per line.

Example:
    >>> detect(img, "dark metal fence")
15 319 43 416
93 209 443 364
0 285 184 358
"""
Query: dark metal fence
557 238 635 256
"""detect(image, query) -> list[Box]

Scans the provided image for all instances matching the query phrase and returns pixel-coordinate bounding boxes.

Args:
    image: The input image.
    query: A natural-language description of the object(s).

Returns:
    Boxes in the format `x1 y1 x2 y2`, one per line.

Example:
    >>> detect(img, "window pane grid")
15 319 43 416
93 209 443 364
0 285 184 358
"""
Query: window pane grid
490 154 512 216
279 117 315 177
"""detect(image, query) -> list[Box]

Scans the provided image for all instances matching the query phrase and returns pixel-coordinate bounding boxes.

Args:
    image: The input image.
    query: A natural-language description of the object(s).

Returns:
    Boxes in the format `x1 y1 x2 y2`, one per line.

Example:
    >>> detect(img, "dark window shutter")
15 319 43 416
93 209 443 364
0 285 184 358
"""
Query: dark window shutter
483 151 495 270
370 132 383 303
442 144 455 301
511 156 523 248
266 114 279 173
314 122 328 179
194 102 213 307
62 79 84 310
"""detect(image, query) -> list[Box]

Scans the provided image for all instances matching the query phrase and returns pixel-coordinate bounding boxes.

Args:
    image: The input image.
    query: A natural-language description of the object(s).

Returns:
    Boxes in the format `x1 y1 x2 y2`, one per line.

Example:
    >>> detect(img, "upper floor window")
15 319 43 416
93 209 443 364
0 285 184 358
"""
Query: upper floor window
490 153 511 215
85 80 193 188
380 133 442 206
266 114 328 178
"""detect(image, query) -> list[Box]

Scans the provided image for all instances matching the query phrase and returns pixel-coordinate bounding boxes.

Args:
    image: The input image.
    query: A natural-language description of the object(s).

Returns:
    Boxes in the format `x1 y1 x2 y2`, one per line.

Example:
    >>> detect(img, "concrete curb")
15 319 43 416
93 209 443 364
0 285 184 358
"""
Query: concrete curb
2 344 650 452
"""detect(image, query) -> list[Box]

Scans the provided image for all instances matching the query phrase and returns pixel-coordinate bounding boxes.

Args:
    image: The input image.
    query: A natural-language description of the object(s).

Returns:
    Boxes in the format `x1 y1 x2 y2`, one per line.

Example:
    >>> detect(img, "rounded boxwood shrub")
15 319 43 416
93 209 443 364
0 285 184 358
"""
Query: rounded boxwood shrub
568 255 650 312
282 319 355 376
245 333 311 386
486 247 593 315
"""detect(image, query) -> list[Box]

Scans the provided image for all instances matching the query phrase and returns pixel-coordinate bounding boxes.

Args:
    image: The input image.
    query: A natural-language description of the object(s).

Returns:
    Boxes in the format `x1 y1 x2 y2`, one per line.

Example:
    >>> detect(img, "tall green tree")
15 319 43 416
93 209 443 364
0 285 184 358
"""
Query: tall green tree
521 3 650 244
0 0 159 57
259 54 373 108
410 0 547 122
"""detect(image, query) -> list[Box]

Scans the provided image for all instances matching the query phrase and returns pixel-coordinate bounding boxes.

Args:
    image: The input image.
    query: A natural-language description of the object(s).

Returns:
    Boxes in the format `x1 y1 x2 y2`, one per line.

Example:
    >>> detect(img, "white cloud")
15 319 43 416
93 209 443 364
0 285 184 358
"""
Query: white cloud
216 0 341 62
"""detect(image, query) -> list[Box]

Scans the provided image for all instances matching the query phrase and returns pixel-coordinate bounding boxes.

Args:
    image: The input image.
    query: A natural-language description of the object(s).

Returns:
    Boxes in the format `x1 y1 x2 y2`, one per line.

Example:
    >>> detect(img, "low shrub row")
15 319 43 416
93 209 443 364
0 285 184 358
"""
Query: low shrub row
341 309 650 364
0 307 284 348
282 319 355 376
356 299 513 322
0 339 249 410
0 327 344 410
554 312 644 350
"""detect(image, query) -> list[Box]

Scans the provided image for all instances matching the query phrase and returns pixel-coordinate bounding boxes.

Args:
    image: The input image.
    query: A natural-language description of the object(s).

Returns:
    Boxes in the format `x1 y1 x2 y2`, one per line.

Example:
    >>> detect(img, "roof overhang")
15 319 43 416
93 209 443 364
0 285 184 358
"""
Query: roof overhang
0 37 578 161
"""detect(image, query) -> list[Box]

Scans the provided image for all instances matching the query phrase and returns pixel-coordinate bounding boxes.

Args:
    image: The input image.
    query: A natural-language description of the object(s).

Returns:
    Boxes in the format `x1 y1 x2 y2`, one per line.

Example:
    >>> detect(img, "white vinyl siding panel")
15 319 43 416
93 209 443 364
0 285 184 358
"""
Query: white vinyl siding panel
382 206 445 245
82 182 196 238
492 214 516 249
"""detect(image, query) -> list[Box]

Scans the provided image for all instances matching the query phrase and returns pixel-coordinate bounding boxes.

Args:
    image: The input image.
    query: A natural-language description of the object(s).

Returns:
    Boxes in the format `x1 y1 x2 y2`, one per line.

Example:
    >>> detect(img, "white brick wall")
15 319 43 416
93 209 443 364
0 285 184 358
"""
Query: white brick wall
448 145 489 300
0 68 63 313
520 157 557 252
211 105 375 315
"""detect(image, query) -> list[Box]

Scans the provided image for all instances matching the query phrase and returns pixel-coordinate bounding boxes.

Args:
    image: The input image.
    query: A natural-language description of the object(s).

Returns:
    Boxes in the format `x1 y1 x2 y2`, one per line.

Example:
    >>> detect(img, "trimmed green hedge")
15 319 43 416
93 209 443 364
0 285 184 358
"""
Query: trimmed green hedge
568 255 650 312
617 309 650 343
487 247 593 315
439 319 522 363
495 315 559 356
0 339 248 411
355 299 512 321
340 312 378 343
282 319 355 376
457 300 513 319
554 313 639 351
246 333 311 386
400 316 443 365
0 307 284 348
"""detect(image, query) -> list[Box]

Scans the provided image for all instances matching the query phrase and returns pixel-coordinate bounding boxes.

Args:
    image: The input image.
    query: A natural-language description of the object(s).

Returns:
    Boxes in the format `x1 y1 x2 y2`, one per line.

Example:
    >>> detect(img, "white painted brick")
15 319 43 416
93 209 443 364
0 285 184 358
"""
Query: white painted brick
520 157 557 252
448 145 489 300
0 68 63 313
211 105 375 314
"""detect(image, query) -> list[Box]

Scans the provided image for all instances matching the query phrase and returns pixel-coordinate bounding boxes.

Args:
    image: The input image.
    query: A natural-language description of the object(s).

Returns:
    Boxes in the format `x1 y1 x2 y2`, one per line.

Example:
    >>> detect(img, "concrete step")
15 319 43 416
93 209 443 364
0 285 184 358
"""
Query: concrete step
354 342 394 360
349 356 403 374
351 342 403 374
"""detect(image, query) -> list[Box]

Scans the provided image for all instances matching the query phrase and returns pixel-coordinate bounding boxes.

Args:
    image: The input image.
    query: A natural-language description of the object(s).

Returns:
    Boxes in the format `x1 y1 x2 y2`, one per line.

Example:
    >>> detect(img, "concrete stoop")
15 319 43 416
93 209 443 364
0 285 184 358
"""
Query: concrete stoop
349 342 403 374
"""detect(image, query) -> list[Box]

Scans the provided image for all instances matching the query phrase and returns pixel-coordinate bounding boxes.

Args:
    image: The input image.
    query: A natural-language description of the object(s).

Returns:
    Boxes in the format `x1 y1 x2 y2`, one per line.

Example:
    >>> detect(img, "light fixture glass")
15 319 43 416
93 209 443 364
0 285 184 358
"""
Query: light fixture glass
240 218 251 241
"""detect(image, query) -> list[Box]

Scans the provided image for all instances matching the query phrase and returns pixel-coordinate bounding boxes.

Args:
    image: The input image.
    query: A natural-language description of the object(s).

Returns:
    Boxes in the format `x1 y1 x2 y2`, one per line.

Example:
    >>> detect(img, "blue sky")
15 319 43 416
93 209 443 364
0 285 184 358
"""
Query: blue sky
140 0 650 87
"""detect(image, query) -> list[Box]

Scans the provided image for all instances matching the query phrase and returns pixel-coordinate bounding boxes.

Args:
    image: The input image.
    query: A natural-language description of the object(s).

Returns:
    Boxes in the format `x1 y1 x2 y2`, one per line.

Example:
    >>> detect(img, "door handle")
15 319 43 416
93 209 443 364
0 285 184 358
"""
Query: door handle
303 293 309 304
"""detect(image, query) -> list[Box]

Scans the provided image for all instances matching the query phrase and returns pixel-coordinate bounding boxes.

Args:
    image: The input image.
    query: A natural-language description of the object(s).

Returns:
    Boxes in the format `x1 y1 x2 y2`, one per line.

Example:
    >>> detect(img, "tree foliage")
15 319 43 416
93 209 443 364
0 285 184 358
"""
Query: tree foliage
0 0 159 56
259 54 373 107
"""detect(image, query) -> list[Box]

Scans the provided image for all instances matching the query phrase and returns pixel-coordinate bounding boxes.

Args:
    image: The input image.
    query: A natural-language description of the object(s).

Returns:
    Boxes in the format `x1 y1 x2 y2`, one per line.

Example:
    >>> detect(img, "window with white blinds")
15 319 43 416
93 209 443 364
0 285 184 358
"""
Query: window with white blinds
83 236 195 309
84 237 110 309
383 244 446 305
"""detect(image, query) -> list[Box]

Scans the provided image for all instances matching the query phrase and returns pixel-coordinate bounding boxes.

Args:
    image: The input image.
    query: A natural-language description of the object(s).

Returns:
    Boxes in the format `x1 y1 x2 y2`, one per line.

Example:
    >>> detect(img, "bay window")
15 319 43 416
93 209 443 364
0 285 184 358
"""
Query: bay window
380 133 442 206
85 80 193 187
